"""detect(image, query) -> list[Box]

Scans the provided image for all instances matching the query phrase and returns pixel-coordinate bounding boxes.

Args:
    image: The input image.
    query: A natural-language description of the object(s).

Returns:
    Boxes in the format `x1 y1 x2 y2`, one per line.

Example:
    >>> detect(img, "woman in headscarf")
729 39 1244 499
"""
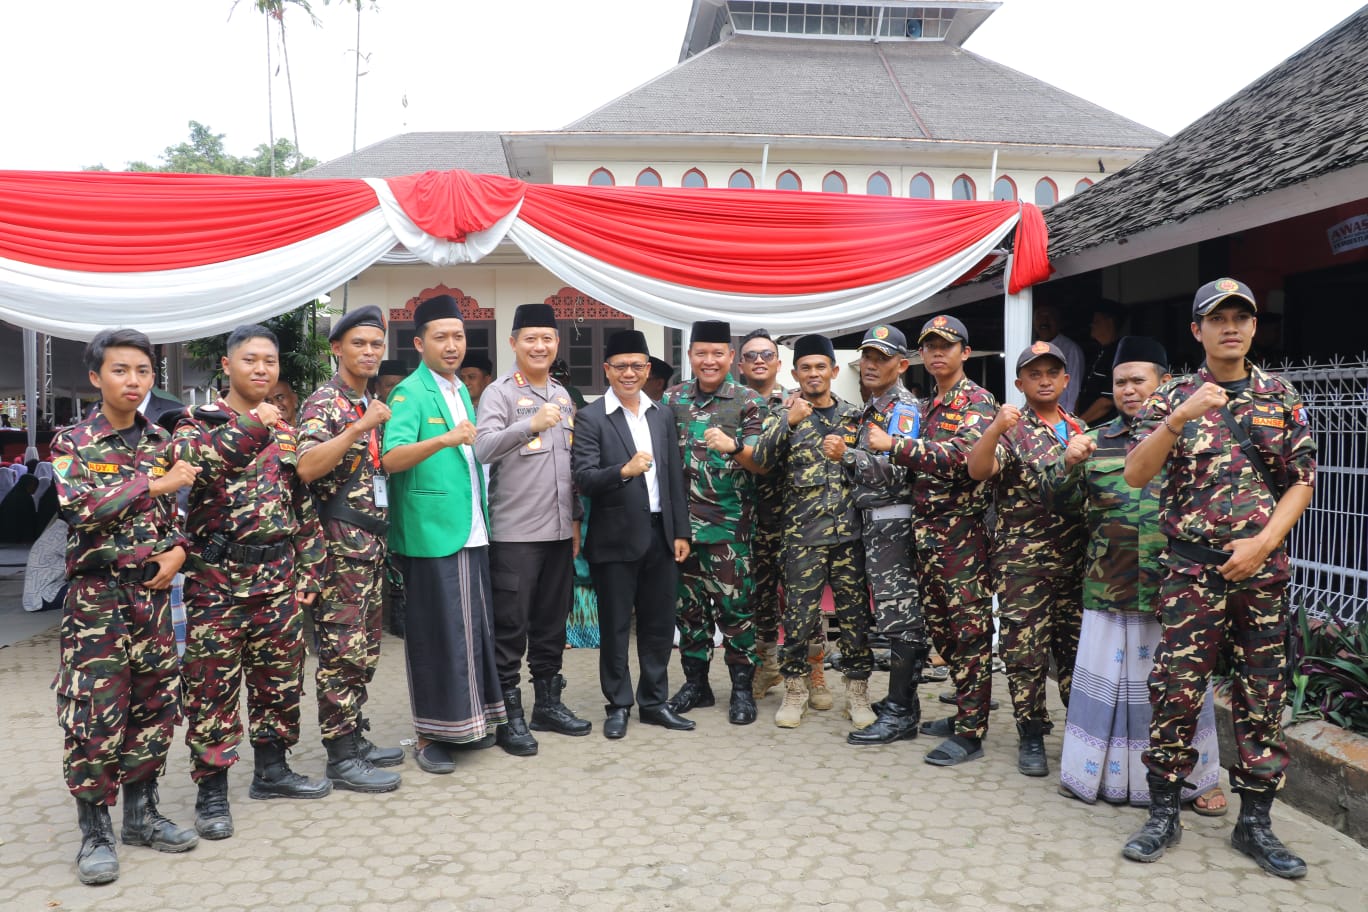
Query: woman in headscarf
0 473 39 543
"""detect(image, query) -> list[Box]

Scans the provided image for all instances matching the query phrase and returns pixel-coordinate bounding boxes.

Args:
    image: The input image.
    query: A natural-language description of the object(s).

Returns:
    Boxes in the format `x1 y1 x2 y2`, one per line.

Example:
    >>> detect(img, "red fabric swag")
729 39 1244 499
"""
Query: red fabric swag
386 170 527 241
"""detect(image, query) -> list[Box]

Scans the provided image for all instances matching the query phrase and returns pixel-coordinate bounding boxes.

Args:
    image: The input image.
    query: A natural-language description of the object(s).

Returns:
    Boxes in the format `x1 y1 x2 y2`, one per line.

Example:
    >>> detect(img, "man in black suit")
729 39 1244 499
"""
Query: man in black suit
572 330 695 739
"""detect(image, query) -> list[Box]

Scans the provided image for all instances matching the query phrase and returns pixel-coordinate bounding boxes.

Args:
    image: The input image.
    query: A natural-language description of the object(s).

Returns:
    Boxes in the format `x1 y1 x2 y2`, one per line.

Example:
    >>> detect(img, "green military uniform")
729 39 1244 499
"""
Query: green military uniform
750 384 790 646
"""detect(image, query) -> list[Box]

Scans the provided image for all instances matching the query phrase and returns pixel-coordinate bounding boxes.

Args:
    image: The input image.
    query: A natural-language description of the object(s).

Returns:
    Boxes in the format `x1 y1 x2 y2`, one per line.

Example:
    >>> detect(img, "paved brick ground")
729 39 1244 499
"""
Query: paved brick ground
1 629 1364 911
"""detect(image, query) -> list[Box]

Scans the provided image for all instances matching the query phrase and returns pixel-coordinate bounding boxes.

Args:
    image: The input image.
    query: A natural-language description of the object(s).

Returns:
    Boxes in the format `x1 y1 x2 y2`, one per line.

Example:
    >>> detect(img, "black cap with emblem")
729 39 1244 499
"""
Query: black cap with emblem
1193 278 1257 317
918 314 968 345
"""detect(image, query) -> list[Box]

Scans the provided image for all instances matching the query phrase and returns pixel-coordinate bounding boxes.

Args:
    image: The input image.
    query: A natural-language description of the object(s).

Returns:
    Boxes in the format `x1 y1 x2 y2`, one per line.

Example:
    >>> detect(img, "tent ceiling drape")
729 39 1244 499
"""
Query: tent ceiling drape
0 169 1049 342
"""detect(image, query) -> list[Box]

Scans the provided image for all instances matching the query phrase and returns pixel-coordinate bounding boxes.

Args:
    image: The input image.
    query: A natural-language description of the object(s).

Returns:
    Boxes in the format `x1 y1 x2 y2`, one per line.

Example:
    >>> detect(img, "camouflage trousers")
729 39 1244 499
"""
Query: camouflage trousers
55 574 180 805
751 521 784 642
997 569 1083 725
182 581 304 782
677 540 758 667
918 531 995 739
873 597 925 641
781 540 872 679
1145 564 1290 795
312 553 386 741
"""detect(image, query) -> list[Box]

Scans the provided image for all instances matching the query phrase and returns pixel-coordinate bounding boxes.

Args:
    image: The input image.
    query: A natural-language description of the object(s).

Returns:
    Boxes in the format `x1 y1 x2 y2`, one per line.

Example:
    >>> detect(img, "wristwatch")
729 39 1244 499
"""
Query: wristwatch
729 437 745 456
841 449 857 466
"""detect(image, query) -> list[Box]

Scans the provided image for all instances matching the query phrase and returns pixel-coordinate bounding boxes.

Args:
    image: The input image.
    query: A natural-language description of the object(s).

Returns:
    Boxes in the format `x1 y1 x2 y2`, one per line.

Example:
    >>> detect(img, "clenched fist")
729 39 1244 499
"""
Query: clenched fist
1063 433 1097 468
821 434 847 462
444 420 477 447
622 451 654 478
150 460 201 497
866 425 893 453
355 400 391 432
255 401 282 427
1175 382 1229 422
991 404 1022 433
529 402 564 434
788 398 814 427
703 427 738 454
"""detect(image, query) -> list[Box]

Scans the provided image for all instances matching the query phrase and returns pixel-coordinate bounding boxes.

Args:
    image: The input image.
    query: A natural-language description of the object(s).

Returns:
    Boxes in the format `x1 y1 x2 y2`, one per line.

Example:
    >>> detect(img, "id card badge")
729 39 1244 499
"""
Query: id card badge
887 401 921 439
373 474 389 509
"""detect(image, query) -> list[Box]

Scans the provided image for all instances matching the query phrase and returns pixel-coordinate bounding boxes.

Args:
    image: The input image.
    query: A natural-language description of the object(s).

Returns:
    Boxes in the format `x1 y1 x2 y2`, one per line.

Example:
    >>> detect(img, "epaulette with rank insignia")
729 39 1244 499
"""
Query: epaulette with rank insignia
513 371 528 387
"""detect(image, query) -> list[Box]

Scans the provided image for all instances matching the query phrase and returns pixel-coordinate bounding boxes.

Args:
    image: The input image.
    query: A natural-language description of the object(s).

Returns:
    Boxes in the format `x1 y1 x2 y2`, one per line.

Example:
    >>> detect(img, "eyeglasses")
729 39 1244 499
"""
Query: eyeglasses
607 361 650 373
740 350 778 363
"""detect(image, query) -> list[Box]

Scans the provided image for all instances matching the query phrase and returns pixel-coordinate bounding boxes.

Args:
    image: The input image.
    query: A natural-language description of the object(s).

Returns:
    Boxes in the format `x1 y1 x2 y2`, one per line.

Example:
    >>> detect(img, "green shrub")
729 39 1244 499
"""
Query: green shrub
1290 610 1368 735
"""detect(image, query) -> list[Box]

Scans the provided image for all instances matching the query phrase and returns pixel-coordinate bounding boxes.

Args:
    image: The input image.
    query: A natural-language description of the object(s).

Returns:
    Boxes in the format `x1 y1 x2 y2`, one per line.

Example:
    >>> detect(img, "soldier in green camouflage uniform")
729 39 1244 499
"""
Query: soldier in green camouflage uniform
1121 279 1316 878
175 325 332 843
752 334 873 730
967 340 1087 777
866 315 997 767
661 321 768 725
297 306 403 793
51 329 201 885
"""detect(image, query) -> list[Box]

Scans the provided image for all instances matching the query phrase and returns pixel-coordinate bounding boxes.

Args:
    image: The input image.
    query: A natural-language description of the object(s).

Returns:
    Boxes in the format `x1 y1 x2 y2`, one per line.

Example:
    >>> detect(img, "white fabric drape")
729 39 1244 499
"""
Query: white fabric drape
364 179 522 266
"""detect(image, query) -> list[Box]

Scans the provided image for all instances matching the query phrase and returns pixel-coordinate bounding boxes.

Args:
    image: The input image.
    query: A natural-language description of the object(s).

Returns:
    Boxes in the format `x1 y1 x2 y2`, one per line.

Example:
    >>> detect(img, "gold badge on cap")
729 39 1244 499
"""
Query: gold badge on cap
1216 278 1239 292
1031 341 1050 355
933 316 948 327
874 326 889 340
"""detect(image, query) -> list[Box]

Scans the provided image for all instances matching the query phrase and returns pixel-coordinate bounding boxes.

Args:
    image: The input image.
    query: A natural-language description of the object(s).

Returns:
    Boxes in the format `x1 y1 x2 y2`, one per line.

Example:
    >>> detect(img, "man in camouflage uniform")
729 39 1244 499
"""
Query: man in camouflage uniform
967 340 1088 777
753 333 873 730
51 329 201 885
296 306 402 793
176 324 332 842
834 325 929 745
661 320 767 725
1121 279 1316 878
866 314 997 767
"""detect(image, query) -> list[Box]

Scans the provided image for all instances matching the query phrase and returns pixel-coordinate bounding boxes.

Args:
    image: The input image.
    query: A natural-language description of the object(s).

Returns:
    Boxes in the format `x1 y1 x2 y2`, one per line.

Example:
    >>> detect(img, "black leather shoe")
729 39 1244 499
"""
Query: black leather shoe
639 705 696 731
1016 721 1049 777
414 742 456 775
603 707 629 740
1231 791 1308 879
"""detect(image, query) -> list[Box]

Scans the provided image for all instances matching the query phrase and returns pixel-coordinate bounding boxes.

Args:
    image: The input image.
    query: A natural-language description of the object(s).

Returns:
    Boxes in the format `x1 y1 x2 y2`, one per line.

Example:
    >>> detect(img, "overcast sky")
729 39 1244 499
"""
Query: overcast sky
1 1 1362 171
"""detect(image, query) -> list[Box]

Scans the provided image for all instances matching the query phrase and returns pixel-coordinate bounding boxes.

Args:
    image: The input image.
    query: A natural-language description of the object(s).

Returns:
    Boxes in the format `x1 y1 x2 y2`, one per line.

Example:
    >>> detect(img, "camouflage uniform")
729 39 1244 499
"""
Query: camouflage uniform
1134 362 1316 794
663 377 767 667
296 375 389 742
885 377 998 738
51 412 186 805
752 397 871 680
175 402 326 781
990 408 1087 724
749 385 790 644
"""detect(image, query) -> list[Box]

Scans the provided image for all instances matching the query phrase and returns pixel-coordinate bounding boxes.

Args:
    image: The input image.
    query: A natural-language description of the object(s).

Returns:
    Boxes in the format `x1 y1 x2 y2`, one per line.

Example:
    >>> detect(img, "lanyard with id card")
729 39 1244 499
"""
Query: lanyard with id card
346 396 387 508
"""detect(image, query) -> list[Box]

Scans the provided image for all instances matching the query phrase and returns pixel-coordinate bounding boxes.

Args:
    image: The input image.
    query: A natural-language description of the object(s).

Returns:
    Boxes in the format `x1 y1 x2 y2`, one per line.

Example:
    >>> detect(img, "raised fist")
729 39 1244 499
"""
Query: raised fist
703 427 737 454
787 398 814 427
529 402 563 434
1063 433 1096 468
866 425 894 453
992 404 1022 433
255 401 282 427
821 434 847 462
356 400 391 432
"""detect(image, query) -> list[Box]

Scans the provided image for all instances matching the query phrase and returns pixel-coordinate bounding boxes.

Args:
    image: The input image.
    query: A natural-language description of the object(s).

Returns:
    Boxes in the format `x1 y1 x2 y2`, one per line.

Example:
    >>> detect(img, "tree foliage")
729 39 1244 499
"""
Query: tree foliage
185 306 333 397
83 121 318 175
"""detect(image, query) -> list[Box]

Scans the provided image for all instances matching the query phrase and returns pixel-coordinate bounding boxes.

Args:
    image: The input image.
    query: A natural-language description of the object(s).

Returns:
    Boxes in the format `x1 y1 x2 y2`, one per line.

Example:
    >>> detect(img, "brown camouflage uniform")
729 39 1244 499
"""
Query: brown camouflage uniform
174 401 326 782
1134 362 1316 793
50 412 186 805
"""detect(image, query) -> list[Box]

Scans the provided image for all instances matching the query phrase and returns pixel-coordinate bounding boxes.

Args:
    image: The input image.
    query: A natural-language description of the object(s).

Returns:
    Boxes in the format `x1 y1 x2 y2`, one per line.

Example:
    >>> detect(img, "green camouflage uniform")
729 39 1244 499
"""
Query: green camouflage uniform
1134 362 1316 793
174 402 326 782
885 377 997 738
297 374 390 742
749 385 790 643
753 396 872 680
50 412 186 805
663 378 767 667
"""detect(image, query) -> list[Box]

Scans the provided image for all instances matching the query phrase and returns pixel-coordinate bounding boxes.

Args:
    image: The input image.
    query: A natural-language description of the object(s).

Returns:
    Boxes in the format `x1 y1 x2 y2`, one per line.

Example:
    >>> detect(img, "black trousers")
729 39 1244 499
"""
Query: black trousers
589 517 678 712
490 538 574 688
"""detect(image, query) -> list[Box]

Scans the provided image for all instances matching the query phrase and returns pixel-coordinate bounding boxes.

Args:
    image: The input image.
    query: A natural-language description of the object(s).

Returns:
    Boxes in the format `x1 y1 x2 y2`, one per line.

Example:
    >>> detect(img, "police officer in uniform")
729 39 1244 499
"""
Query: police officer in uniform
1121 279 1316 878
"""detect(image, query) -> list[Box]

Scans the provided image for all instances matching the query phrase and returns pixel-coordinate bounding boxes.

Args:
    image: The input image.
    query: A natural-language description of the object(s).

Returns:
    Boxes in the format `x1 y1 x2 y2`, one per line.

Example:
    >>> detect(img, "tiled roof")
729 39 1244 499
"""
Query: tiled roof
301 132 511 179
1043 9 1368 260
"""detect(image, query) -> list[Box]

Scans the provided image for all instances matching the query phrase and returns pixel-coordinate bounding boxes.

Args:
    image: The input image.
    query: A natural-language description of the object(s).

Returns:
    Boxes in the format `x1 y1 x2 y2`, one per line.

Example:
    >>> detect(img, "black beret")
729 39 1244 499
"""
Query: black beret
329 305 385 342
1113 336 1168 370
649 357 673 381
690 320 732 344
793 334 836 363
604 330 650 360
413 295 462 331
512 302 557 332
377 360 410 378
461 351 493 375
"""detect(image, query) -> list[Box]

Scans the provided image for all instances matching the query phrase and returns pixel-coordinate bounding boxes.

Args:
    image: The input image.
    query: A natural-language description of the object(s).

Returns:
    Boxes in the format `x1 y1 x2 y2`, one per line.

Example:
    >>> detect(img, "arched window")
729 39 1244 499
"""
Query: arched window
635 168 662 187
951 175 976 200
728 169 755 189
776 170 802 191
908 173 934 199
1075 178 1094 194
992 176 1017 202
866 172 891 196
822 171 847 193
1034 178 1058 207
681 168 707 189
588 167 615 187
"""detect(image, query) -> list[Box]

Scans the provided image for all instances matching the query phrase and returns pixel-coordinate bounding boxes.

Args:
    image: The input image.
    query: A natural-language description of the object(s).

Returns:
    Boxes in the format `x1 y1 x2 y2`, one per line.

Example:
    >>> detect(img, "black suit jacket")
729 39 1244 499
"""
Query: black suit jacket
572 394 688 563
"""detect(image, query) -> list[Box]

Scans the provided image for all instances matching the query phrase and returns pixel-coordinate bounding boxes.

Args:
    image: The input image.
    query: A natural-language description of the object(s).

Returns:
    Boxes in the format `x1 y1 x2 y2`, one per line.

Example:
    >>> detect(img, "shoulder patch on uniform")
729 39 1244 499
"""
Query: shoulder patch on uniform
392 394 406 402
301 417 327 434
52 455 73 477
1292 405 1308 426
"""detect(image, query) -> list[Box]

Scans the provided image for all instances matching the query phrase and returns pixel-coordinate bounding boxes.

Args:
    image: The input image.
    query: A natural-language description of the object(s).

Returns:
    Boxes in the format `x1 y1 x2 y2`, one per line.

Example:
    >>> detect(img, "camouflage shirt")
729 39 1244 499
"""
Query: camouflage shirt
296 373 386 563
1134 361 1317 581
1041 415 1165 612
887 376 997 525
844 384 918 600
662 377 767 544
752 395 863 548
991 407 1087 575
749 384 790 528
174 400 326 598
51 411 186 576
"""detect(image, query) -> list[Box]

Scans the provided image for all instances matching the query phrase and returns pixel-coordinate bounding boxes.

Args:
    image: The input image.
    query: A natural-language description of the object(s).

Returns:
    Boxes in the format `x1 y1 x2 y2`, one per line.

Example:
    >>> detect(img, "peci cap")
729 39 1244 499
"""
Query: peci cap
604 330 651 360
511 302 557 332
328 305 385 342
859 323 908 357
377 360 410 378
918 314 968 346
1015 340 1068 373
690 320 732 344
1193 278 1257 317
412 294 463 332
1112 336 1168 371
793 334 836 363
648 357 674 382
460 352 493 375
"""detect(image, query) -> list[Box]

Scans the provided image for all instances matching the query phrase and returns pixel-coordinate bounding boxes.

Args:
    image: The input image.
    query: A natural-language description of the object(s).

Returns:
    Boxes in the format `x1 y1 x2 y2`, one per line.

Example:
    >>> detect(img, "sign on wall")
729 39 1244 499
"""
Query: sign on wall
1327 214 1368 256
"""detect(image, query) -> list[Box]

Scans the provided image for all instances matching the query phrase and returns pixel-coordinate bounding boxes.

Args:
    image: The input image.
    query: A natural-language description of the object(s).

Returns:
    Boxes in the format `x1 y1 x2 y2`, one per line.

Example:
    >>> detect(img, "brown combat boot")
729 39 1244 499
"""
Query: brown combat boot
807 642 833 711
843 676 877 729
752 640 783 699
775 676 809 728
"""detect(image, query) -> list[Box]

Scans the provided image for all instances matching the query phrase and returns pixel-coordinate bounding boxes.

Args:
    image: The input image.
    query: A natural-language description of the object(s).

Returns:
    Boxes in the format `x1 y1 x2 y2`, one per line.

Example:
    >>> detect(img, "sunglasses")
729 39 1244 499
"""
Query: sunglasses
740 350 778 363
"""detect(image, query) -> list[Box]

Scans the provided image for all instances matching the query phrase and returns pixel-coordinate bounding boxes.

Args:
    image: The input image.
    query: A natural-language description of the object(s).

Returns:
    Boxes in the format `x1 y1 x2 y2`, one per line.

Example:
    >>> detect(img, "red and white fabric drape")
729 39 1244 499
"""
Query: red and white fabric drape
0 169 1049 342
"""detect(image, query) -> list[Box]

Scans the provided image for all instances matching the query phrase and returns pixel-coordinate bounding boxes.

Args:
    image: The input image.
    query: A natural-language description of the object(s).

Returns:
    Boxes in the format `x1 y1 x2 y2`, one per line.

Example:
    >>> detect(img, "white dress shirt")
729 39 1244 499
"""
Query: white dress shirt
435 372 489 548
1050 332 1086 414
603 387 661 513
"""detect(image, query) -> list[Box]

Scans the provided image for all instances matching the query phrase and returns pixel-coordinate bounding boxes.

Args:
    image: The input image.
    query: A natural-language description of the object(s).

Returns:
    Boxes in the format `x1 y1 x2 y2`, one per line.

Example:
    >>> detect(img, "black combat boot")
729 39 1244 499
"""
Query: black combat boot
194 770 234 840
249 741 333 800
668 656 716 713
530 674 593 735
495 686 539 757
325 732 403 793
1121 774 1183 863
355 715 405 768
120 779 198 853
728 664 757 725
75 799 119 885
849 639 923 745
1016 720 1049 777
1231 790 1308 879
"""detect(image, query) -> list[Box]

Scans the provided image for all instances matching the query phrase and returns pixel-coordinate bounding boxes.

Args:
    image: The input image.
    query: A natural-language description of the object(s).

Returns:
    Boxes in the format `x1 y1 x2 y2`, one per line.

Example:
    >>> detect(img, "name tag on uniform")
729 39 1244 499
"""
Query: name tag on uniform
428 417 446 425
88 462 119 473
373 475 389 509
1251 416 1285 428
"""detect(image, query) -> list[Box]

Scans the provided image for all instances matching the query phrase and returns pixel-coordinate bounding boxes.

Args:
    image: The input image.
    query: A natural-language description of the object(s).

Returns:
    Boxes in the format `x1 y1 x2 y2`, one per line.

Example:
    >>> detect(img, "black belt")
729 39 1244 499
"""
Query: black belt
201 534 293 565
649 512 664 525
1167 537 1231 566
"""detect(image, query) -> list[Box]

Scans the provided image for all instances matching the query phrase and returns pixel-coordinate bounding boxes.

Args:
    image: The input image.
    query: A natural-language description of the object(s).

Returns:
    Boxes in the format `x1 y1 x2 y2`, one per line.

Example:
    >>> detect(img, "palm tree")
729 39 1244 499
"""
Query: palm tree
233 0 321 174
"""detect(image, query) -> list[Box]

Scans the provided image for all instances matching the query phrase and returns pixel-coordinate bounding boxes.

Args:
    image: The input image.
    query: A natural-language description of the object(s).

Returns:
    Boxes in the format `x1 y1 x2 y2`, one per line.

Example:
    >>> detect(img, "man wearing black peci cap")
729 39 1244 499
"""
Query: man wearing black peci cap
459 352 495 412
474 302 592 756
644 357 674 402
373 360 410 405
